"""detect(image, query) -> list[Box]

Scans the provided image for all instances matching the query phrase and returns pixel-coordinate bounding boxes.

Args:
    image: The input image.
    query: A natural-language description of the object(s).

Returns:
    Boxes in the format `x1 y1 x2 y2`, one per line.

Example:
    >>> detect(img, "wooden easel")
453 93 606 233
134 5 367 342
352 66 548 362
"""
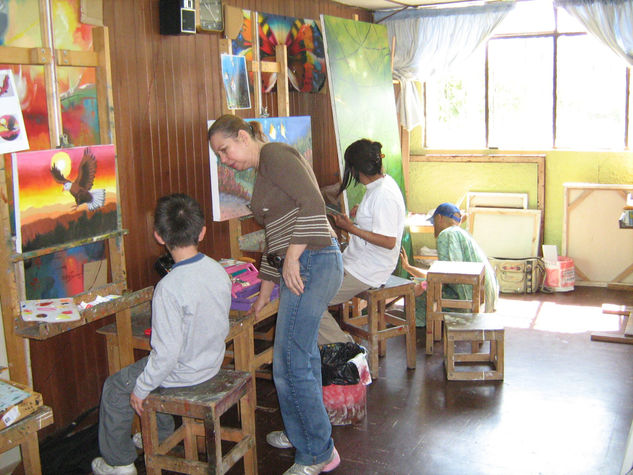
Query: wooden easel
0 9 142 404
219 8 289 258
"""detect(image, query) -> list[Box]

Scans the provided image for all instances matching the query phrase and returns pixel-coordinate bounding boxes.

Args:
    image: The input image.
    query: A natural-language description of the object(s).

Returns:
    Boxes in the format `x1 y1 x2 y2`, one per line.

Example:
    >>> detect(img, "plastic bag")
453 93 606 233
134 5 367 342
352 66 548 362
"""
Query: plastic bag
320 342 365 386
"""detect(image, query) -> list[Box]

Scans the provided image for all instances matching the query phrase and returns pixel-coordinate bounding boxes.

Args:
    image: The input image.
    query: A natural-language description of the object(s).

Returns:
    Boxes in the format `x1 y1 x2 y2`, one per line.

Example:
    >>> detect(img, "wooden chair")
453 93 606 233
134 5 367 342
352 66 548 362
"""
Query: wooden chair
340 275 416 379
141 369 257 475
425 261 486 354
443 313 504 381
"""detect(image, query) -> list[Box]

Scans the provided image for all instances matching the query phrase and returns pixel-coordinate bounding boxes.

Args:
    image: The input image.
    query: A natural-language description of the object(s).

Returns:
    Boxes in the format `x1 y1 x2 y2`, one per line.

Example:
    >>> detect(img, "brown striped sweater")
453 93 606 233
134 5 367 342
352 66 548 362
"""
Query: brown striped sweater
251 142 335 282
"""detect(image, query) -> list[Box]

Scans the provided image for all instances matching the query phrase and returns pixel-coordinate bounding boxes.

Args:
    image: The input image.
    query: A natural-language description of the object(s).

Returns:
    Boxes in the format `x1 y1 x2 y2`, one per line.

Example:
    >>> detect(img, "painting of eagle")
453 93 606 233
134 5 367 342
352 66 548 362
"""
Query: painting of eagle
12 144 118 253
50 147 105 210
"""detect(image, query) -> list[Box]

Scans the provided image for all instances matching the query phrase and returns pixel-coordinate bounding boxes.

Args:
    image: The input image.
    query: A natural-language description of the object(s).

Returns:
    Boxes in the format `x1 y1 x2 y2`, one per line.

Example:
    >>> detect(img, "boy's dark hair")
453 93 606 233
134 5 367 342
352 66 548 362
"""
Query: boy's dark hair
339 139 383 195
154 194 205 248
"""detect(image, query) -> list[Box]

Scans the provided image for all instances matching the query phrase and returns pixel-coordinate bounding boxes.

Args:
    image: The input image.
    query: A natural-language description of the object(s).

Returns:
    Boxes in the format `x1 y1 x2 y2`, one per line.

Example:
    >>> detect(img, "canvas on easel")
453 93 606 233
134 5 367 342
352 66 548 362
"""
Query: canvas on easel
12 144 118 253
321 15 404 213
208 116 313 221
221 54 251 110
227 8 326 93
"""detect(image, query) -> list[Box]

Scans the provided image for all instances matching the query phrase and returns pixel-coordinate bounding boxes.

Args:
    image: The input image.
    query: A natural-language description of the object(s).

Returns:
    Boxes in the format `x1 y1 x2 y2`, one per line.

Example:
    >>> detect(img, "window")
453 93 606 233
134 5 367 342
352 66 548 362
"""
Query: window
423 0 631 150
425 50 485 149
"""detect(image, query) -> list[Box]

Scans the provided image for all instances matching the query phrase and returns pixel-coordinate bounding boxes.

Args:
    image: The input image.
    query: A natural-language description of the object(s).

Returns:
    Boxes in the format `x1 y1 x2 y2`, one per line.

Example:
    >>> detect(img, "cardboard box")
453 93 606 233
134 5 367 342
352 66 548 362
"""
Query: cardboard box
0 379 43 429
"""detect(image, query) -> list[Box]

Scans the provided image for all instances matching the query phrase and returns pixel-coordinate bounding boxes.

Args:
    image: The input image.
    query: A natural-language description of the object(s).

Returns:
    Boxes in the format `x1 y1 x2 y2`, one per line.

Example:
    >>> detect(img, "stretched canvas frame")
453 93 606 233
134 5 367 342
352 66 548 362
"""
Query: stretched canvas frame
468 208 542 259
563 183 633 286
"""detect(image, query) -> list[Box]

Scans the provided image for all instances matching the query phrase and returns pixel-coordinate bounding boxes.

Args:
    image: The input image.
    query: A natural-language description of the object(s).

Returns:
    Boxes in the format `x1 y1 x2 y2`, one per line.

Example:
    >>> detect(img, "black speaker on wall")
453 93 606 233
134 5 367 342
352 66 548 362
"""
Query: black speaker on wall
159 0 196 35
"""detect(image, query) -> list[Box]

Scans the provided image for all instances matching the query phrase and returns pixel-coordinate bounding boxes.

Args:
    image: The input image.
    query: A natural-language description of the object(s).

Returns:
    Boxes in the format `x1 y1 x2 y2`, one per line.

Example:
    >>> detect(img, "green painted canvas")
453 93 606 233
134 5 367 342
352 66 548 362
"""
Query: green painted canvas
321 15 404 211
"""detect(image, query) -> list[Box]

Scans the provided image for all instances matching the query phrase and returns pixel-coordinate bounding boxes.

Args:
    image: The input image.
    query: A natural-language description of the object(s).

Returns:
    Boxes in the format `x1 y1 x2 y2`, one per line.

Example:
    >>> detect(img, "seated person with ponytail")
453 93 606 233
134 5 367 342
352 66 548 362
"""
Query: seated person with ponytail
318 138 406 345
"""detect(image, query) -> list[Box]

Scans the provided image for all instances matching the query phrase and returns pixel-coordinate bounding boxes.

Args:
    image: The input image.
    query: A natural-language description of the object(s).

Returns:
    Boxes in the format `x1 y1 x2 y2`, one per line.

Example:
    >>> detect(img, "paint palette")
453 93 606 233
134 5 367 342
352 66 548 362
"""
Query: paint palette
20 297 81 323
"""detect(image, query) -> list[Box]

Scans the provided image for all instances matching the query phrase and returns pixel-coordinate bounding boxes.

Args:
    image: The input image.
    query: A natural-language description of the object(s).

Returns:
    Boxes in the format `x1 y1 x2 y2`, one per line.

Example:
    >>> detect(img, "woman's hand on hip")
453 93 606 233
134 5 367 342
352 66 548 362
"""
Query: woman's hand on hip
283 244 307 295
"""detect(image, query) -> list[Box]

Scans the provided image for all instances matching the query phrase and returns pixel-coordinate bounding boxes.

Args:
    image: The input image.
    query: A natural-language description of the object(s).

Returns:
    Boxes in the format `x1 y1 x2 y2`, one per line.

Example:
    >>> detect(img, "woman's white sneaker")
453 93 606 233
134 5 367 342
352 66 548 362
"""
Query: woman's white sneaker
266 430 294 449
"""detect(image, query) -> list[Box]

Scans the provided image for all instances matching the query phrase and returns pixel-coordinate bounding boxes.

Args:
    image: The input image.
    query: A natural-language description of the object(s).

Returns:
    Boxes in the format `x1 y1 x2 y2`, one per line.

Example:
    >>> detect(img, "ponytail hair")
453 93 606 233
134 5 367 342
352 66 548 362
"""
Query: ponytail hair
338 139 383 195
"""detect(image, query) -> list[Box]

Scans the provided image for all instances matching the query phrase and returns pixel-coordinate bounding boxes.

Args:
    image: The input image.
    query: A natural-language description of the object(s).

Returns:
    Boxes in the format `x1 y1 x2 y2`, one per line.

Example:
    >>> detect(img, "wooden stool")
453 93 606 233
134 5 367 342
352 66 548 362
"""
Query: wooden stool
443 313 504 381
340 275 416 379
426 261 486 354
0 406 53 475
141 369 257 475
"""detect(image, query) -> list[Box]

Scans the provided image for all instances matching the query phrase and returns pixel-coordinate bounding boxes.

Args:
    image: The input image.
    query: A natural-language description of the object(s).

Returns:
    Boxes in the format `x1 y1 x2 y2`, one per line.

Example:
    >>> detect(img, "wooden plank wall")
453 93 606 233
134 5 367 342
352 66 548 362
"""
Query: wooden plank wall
30 0 371 435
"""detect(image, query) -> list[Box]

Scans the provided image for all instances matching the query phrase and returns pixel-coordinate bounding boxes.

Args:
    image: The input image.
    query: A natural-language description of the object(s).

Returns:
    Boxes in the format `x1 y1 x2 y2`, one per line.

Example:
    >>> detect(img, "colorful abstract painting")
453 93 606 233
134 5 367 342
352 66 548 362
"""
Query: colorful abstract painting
231 10 326 93
221 54 251 110
0 70 30 153
321 15 405 212
24 241 105 299
208 116 313 221
53 1 100 146
12 144 118 253
0 0 99 149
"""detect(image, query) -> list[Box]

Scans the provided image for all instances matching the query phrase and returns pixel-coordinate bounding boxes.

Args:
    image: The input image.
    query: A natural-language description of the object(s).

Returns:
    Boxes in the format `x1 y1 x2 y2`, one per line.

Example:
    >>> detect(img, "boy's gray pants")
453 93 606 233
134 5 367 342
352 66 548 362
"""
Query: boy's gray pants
98 356 175 466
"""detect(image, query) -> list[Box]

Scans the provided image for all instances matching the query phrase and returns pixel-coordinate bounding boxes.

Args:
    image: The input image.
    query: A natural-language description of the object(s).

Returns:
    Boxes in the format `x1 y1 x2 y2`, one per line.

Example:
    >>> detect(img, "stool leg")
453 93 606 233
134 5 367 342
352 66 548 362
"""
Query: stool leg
426 282 436 354
141 408 160 475
205 409 223 474
241 380 258 475
404 291 416 370
433 285 442 342
368 298 380 378
497 334 505 379
378 299 387 357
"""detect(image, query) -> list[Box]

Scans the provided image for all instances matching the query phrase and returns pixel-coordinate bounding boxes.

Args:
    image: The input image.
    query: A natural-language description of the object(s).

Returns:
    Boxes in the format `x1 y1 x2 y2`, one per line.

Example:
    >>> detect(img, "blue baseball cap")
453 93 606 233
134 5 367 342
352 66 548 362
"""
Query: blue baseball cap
428 203 461 224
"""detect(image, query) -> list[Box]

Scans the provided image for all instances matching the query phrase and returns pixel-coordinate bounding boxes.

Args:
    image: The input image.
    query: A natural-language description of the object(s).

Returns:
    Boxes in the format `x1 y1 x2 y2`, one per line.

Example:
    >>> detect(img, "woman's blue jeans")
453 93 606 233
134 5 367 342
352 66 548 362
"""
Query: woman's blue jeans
273 240 343 466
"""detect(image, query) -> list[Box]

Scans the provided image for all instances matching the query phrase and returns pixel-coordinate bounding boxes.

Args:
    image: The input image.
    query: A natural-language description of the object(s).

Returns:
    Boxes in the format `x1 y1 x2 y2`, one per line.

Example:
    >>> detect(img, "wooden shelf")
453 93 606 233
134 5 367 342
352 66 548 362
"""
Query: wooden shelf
15 286 153 340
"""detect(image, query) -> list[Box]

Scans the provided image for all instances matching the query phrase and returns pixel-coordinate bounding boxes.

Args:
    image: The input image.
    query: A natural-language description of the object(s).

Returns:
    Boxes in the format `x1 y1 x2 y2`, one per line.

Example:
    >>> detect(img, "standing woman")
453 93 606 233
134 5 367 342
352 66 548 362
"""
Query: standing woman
208 115 343 474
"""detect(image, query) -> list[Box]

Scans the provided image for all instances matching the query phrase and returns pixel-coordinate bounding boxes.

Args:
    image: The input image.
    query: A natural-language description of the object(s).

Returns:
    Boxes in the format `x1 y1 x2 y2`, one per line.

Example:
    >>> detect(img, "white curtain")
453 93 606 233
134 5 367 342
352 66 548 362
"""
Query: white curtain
374 4 514 131
555 0 633 67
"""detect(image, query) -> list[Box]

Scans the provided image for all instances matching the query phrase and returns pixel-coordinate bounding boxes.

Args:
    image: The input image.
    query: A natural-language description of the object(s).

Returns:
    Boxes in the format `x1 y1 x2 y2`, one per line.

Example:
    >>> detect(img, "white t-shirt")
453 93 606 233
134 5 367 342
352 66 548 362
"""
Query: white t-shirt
343 174 406 287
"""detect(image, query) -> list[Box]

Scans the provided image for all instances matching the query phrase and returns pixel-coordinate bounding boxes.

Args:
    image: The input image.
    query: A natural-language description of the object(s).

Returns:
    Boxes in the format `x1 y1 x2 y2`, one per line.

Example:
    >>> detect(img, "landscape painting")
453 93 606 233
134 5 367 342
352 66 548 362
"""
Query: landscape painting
221 54 251 110
24 241 106 300
321 15 404 212
12 145 118 253
208 116 312 221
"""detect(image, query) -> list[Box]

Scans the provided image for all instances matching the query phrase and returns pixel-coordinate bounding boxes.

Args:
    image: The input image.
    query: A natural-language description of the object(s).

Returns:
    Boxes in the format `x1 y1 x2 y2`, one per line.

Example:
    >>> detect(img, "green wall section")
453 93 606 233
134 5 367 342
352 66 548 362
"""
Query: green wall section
409 149 633 254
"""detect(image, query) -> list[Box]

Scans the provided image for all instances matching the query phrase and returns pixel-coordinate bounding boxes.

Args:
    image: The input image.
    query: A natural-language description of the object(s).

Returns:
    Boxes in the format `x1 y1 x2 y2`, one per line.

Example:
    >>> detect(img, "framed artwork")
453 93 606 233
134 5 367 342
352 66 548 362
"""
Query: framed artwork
12 144 118 253
208 116 313 221
221 54 251 110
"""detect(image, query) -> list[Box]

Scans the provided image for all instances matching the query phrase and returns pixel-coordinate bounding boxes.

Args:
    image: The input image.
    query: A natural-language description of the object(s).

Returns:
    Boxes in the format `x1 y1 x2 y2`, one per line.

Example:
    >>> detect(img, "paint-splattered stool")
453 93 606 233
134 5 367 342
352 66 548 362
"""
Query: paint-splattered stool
443 312 504 381
141 369 257 475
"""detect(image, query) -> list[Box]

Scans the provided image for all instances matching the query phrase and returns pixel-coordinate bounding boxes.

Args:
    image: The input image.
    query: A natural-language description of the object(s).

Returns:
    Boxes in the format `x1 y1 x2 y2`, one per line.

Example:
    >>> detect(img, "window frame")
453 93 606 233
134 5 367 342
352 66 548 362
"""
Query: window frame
422 4 631 151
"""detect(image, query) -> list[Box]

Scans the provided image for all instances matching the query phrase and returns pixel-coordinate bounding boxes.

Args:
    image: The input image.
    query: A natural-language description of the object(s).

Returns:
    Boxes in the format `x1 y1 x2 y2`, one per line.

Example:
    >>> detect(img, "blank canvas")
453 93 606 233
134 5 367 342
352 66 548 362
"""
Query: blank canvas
468 208 542 259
